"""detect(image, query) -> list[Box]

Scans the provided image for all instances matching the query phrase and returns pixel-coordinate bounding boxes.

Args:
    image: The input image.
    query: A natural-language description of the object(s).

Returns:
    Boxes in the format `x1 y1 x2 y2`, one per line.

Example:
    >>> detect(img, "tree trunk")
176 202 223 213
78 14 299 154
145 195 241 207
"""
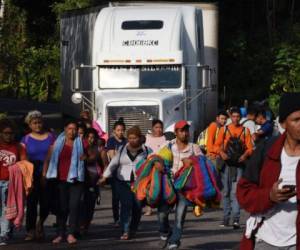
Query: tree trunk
47 75 52 102
15 70 19 98
25 71 30 100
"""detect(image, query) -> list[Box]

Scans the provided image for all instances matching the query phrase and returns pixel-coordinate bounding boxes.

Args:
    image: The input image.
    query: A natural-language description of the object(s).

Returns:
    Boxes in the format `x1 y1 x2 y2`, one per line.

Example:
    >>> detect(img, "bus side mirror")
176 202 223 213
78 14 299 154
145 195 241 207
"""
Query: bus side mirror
71 67 80 91
197 64 211 88
71 64 97 91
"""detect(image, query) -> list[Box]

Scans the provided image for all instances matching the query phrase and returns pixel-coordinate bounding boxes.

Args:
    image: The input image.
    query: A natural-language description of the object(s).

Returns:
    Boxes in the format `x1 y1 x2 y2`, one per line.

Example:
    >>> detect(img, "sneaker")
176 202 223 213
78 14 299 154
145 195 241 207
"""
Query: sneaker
24 230 35 241
67 234 77 244
0 236 8 246
158 236 168 249
120 232 129 240
233 221 240 229
168 243 179 250
219 219 230 227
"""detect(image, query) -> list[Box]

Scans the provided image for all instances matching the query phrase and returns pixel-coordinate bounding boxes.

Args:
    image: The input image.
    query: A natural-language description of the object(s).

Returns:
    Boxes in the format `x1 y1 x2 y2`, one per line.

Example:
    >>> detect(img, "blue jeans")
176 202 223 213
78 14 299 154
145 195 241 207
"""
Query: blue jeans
168 194 188 245
157 202 171 236
0 181 10 237
115 180 142 233
221 166 243 222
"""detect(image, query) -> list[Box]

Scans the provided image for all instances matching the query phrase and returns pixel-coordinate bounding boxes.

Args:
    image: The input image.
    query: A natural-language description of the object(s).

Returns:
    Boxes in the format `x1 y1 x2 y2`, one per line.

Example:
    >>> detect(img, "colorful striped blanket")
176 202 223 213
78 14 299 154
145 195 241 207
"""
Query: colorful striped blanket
174 155 221 209
134 144 221 211
133 145 176 207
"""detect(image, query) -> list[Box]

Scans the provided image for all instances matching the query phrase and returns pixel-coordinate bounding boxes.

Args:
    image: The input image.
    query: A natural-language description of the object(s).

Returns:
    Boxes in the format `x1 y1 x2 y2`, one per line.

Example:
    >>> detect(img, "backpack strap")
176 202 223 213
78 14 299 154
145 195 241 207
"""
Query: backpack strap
117 144 126 168
236 127 247 145
215 126 220 141
223 126 229 138
222 126 228 150
167 141 174 151
237 127 245 138
241 119 250 126
144 145 149 158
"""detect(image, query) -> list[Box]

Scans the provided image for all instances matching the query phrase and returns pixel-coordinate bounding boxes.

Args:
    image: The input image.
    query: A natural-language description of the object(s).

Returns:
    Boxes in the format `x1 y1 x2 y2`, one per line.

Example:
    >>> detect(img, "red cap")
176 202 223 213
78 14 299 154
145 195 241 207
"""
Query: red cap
174 120 190 131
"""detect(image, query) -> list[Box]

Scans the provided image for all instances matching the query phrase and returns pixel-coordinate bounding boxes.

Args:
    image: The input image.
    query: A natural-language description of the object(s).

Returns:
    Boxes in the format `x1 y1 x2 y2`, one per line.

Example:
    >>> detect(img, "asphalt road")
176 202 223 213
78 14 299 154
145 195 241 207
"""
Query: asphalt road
4 187 245 250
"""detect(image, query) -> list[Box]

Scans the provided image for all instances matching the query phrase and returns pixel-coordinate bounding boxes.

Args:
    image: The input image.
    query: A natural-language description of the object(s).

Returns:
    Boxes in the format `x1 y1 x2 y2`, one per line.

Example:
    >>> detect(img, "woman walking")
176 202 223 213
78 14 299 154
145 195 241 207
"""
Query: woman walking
100 126 150 240
80 128 108 233
21 111 56 241
80 110 107 141
144 119 167 216
43 120 84 244
0 118 26 245
145 119 167 153
106 118 127 226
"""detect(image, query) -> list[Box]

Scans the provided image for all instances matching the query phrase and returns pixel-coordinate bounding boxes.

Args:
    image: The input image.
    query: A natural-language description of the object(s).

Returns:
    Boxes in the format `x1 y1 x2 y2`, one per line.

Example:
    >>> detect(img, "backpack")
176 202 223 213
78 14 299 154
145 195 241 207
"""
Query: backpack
224 126 246 167
197 122 219 154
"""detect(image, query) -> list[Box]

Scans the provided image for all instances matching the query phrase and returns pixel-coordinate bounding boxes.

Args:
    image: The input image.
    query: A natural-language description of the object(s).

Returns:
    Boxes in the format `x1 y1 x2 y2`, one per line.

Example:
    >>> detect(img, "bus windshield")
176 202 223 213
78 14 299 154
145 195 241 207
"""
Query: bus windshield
99 65 182 89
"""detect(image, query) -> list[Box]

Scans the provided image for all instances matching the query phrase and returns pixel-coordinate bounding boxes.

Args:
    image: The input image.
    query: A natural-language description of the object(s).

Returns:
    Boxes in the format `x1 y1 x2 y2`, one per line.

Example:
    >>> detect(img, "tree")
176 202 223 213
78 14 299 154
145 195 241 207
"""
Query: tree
1 0 300 107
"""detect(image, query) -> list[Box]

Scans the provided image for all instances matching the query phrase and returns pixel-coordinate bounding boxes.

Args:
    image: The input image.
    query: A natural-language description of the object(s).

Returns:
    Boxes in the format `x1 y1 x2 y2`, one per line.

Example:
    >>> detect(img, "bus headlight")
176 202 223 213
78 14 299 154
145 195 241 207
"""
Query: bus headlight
71 92 83 104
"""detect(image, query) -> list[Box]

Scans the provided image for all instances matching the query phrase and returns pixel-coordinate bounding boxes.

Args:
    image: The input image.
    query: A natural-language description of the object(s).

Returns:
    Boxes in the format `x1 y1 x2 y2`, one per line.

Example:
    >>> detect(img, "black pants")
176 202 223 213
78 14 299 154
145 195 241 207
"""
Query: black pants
26 172 49 232
57 181 84 236
111 177 120 223
80 185 99 226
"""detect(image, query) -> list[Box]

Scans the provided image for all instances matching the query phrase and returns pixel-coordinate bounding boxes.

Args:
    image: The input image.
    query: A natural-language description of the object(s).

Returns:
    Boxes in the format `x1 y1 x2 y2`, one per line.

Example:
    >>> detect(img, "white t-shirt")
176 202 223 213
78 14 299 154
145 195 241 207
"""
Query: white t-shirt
256 148 300 247
240 118 257 135
103 145 148 181
145 134 167 153
169 139 202 174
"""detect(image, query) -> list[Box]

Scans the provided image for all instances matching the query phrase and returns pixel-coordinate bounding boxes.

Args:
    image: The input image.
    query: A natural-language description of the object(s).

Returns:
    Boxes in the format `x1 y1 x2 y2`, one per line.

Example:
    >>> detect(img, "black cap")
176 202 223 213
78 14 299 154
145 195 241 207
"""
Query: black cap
279 92 300 122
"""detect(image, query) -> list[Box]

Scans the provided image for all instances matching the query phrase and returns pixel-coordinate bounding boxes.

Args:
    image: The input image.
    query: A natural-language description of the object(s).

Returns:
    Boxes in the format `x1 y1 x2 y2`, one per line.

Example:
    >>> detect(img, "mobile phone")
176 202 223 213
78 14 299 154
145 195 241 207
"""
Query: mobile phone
282 185 296 192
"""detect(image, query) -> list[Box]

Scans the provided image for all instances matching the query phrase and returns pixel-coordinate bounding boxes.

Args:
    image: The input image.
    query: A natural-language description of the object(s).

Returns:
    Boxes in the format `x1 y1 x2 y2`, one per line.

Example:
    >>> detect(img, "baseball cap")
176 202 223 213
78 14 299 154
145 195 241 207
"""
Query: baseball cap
174 120 190 131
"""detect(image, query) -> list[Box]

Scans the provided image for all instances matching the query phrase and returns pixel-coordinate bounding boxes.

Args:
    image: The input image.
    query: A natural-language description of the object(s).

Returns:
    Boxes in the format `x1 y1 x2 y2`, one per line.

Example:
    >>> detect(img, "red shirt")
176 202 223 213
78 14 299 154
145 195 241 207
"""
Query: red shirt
58 144 73 181
0 143 26 180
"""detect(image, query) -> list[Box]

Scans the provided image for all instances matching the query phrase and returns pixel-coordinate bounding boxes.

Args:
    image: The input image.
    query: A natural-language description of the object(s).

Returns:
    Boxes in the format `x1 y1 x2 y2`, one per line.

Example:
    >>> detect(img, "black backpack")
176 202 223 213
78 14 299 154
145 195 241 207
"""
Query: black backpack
224 126 246 167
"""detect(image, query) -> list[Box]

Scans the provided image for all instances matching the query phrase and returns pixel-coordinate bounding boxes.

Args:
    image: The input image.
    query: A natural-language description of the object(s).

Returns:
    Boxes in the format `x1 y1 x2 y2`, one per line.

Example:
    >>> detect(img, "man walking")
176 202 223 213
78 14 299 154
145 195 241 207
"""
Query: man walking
214 107 253 229
158 120 202 249
237 92 300 250
204 111 228 162
240 107 258 136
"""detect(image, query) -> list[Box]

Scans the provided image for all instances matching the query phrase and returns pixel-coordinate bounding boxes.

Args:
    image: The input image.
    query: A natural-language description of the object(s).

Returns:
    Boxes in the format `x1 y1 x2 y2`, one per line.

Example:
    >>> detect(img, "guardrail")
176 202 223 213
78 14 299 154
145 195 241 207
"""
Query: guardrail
0 98 60 114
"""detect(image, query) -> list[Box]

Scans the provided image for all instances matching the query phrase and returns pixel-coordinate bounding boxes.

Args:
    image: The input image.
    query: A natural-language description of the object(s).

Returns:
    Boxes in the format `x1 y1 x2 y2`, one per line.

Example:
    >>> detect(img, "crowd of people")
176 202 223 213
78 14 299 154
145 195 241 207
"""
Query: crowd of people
0 92 299 250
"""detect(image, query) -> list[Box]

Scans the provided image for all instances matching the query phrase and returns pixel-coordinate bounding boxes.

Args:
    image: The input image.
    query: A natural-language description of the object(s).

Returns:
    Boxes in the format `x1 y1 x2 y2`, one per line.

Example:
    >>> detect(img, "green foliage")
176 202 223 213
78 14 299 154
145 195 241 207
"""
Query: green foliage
1 0 300 109
52 0 94 16
0 113 7 119
20 45 60 101
0 0 60 102
219 0 300 110
0 0 26 97
271 45 300 93
268 23 300 115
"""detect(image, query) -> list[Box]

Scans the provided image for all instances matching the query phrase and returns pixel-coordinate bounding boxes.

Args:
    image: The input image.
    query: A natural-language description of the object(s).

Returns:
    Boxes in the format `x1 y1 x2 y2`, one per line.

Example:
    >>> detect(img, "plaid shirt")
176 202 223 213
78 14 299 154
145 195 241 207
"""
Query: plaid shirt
169 139 202 174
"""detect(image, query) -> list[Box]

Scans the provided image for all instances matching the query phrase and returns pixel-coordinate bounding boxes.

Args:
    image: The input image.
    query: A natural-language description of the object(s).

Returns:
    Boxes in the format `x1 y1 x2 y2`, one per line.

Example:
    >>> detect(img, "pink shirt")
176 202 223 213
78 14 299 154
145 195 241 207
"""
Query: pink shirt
92 120 108 142
145 134 167 153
